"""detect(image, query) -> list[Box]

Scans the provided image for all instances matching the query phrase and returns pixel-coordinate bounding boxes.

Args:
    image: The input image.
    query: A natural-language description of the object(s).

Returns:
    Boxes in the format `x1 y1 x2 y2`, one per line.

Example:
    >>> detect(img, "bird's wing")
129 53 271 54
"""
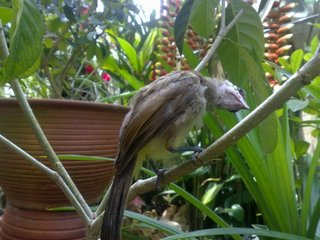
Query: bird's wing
115 71 204 174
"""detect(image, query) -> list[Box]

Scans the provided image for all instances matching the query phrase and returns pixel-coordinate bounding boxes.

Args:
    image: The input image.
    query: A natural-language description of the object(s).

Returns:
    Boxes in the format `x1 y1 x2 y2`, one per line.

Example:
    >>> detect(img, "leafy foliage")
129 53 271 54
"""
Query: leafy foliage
0 0 44 84
1 0 320 239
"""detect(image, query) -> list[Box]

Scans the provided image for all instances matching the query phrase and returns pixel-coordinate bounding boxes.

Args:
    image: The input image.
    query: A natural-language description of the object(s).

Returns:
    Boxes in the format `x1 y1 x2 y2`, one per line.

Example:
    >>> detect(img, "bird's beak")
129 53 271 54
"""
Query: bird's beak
237 95 250 110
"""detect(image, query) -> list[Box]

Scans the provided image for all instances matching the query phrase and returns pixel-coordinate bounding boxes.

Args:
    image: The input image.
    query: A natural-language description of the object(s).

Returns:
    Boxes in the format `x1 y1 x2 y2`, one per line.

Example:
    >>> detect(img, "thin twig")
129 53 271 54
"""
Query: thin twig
0 135 92 224
194 8 244 72
10 68 94 223
123 46 320 209
221 0 226 30
0 23 93 221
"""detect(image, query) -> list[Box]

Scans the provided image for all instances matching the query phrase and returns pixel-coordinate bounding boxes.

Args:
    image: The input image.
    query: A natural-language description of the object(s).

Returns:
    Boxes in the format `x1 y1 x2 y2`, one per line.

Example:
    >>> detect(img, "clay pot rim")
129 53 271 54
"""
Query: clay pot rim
0 98 129 113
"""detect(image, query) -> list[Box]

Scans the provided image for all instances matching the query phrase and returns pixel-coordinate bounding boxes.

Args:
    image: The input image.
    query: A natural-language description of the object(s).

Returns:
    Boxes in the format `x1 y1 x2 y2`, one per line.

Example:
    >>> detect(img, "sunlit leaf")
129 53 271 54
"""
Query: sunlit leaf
310 35 319 54
116 37 140 73
290 49 304 73
118 69 143 90
189 0 218 38
138 28 158 68
222 0 264 58
1 0 44 84
278 57 291 71
202 182 223 205
0 6 14 24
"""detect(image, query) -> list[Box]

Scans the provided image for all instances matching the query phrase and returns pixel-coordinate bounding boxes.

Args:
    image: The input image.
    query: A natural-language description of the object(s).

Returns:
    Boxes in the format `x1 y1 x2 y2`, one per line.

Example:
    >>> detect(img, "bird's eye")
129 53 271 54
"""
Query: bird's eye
238 88 246 98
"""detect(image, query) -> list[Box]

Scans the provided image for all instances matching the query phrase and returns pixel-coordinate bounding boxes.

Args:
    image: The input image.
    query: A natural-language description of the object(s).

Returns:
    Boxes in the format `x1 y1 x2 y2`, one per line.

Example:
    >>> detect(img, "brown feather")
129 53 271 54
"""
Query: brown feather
101 70 249 240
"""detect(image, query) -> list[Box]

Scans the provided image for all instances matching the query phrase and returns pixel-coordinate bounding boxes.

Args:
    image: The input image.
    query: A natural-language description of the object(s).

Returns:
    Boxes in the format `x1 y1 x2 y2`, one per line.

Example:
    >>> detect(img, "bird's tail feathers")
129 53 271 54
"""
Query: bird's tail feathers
101 160 136 240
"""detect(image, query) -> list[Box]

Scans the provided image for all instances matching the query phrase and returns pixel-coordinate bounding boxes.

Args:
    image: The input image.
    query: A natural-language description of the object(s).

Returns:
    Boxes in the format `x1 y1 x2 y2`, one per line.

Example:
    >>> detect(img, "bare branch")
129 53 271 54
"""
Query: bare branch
0 22 93 221
194 6 244 72
126 48 320 203
0 135 92 225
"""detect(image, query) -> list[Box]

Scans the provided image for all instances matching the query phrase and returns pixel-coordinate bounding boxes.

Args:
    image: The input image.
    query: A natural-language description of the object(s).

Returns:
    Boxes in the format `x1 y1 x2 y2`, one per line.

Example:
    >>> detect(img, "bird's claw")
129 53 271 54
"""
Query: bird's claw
191 150 205 166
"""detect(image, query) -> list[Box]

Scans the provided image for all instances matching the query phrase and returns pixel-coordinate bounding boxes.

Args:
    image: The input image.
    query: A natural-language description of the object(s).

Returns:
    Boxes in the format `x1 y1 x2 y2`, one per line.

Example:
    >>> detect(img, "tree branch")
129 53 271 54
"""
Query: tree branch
0 22 93 221
125 45 320 205
0 135 92 224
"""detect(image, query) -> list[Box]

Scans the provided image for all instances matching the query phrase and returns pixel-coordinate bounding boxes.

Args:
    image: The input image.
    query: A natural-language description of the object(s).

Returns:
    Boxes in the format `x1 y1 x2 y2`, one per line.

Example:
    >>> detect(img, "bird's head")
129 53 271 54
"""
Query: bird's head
215 80 249 112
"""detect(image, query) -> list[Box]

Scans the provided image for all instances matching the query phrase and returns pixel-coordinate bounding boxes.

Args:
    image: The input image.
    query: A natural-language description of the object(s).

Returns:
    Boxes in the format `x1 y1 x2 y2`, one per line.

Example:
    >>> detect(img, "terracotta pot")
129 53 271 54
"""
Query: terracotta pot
0 205 86 240
0 98 128 209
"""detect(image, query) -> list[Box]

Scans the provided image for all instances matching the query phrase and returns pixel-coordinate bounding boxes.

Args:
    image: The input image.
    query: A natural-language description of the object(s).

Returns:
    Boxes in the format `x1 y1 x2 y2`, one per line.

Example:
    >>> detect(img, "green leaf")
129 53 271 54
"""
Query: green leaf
116 37 140 73
278 57 291 71
290 49 304 73
100 91 137 103
218 39 246 82
222 0 264 58
287 99 309 112
0 6 14 24
202 182 223 205
305 77 320 101
141 168 242 239
217 0 264 82
162 227 312 240
138 29 158 68
124 211 182 235
174 0 194 55
1 0 44 84
219 41 277 154
228 204 244 222
189 0 218 38
301 138 320 236
57 154 114 162
103 55 120 72
118 69 143 90
294 140 310 159
63 4 76 23
310 35 319 54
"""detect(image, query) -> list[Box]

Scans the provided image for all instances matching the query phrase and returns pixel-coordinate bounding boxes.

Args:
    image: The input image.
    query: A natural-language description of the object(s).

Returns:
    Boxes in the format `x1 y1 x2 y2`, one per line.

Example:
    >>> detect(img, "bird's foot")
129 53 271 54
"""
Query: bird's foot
191 150 205 166
168 146 205 166
149 160 167 190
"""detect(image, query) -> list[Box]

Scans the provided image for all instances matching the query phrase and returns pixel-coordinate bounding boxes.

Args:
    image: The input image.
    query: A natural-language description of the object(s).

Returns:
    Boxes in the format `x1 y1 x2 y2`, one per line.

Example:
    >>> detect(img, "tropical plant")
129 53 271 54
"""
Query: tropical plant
1 0 320 240
0 0 158 100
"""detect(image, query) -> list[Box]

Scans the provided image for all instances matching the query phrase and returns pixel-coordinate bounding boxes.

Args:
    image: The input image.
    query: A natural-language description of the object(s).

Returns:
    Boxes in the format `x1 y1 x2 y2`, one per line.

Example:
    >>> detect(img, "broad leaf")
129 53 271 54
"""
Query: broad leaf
221 41 277 154
1 0 44 85
116 37 140 73
189 0 218 38
287 99 309 112
224 0 264 58
138 29 158 68
290 49 304 73
217 0 264 83
63 4 76 24
174 0 195 55
0 6 14 24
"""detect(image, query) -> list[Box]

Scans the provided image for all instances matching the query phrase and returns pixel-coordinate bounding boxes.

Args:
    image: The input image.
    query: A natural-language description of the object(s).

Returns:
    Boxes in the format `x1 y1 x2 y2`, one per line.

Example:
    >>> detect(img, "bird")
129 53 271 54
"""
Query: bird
101 71 249 240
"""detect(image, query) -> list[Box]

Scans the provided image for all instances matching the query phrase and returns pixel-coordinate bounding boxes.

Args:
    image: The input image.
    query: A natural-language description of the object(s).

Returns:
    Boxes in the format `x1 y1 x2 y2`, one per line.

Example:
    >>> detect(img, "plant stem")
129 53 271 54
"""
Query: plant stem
0 135 92 224
0 22 93 221
0 21 7 61
194 5 244 72
10 80 93 220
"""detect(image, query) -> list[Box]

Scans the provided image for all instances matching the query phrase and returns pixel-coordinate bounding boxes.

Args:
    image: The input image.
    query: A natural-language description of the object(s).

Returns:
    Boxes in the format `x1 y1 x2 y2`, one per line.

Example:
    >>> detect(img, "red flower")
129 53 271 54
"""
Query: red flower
81 7 89 15
84 64 94 74
101 72 111 82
